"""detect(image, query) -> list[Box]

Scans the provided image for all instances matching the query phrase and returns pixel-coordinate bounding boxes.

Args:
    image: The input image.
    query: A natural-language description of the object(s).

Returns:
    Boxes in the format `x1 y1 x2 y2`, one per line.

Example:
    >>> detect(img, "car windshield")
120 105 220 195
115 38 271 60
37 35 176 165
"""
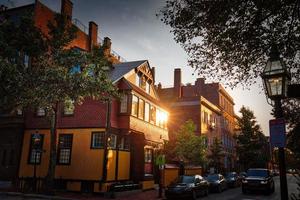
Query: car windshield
207 174 219 181
247 169 268 177
226 173 236 178
177 176 195 184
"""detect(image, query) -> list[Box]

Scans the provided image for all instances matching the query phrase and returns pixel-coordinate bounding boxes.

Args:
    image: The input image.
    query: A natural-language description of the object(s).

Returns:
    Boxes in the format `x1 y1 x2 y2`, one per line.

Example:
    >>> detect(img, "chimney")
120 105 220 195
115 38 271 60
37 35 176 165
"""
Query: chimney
61 0 73 21
89 21 98 51
174 68 182 98
158 82 162 90
103 37 111 57
195 78 205 95
151 67 155 82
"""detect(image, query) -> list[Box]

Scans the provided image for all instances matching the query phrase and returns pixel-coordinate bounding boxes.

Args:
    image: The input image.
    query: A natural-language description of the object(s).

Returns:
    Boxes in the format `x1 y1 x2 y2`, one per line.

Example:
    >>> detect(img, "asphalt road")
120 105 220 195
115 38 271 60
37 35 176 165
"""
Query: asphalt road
201 174 297 200
0 175 298 200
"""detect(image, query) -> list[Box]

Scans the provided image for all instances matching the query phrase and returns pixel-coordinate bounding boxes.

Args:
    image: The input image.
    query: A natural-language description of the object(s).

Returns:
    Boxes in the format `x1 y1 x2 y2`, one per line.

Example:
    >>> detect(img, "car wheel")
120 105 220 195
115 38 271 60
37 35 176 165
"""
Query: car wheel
192 190 197 200
218 185 222 193
204 187 209 196
242 187 247 194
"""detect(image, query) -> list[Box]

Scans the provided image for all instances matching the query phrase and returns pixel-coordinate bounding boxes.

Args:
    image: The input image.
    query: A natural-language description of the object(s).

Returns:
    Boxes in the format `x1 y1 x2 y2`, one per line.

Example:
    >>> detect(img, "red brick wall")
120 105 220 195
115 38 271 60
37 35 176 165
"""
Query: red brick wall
34 1 89 51
25 98 108 129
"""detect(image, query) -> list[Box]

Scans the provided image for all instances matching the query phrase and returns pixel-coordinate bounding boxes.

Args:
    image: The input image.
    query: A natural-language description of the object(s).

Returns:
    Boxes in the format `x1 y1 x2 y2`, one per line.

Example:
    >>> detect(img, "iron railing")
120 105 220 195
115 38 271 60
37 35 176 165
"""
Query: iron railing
72 18 127 62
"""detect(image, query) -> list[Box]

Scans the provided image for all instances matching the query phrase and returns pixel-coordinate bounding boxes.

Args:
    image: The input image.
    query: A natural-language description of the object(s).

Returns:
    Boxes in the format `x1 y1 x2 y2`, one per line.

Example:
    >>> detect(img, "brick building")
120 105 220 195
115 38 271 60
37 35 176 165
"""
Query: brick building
158 68 237 171
0 0 168 192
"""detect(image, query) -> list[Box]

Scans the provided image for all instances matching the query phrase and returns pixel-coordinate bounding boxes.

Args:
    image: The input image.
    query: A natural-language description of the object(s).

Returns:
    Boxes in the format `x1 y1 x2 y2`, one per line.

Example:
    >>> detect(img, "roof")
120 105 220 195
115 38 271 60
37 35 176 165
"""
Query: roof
109 60 147 83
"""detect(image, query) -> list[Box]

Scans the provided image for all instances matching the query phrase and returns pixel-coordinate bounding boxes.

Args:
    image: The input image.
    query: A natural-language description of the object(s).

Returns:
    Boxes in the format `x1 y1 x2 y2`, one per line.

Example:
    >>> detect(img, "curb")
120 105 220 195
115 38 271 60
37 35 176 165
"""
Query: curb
0 191 77 200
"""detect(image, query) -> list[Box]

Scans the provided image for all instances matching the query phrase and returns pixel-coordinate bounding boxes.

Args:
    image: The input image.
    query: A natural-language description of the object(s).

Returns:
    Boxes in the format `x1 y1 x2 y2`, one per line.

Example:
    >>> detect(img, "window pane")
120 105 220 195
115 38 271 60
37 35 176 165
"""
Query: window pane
29 134 44 164
131 95 138 117
140 76 146 90
59 135 73 148
135 73 140 86
150 105 156 124
146 82 150 94
120 94 128 113
59 149 71 164
108 134 117 149
64 99 75 115
58 134 73 164
92 132 105 148
145 103 150 122
138 99 144 119
36 108 45 116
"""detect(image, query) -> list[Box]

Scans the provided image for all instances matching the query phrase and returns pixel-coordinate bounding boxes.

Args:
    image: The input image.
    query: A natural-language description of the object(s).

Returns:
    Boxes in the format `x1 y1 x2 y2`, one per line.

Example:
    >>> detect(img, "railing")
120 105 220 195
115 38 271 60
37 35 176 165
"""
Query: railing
72 18 88 34
72 18 127 62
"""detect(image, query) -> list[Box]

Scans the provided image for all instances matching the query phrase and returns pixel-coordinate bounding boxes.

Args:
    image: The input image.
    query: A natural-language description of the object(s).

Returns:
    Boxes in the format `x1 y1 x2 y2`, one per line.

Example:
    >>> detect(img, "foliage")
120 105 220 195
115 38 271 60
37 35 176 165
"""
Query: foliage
164 120 207 165
207 137 225 173
0 12 118 192
235 106 270 170
159 0 300 87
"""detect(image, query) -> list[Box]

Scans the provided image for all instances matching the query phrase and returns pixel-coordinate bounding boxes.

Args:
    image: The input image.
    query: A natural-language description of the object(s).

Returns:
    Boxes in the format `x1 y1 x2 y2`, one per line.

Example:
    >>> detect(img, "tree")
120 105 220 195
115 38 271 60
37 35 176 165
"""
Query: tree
0 13 118 192
164 120 207 165
207 138 224 173
235 106 270 170
159 0 300 87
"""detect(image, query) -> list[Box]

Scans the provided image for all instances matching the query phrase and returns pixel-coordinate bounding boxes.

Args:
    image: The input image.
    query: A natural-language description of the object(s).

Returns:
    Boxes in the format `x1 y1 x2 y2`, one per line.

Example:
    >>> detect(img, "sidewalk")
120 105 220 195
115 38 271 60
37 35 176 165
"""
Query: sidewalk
0 188 164 200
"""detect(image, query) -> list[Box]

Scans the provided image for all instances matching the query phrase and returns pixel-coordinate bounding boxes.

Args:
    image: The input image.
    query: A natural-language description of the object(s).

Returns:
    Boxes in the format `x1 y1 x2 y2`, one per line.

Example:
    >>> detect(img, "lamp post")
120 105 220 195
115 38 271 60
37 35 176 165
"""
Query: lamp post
32 133 41 193
261 45 290 200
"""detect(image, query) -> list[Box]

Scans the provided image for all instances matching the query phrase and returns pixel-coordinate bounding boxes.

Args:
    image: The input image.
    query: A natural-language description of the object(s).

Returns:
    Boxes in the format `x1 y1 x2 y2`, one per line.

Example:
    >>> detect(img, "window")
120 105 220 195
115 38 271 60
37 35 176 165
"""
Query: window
150 105 156 124
16 108 23 116
156 109 160 126
140 76 147 90
138 99 144 119
28 134 44 164
36 107 45 117
91 132 105 148
119 136 130 150
24 54 29 67
204 112 208 124
146 81 150 94
108 134 117 149
131 95 138 117
63 99 75 115
57 134 73 165
144 148 153 175
120 94 128 113
145 102 150 122
135 73 140 86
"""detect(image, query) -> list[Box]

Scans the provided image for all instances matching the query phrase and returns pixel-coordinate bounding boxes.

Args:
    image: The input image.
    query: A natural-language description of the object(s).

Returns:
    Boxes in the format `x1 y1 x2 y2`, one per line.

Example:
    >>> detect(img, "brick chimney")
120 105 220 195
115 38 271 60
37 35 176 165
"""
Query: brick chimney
195 78 205 95
174 68 182 98
61 0 73 21
89 21 98 51
103 37 111 57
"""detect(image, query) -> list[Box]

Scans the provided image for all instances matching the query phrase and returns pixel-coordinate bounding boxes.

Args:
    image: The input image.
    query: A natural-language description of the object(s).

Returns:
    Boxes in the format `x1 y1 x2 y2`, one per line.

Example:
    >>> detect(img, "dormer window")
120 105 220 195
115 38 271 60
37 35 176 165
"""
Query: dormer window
36 108 46 117
146 81 150 94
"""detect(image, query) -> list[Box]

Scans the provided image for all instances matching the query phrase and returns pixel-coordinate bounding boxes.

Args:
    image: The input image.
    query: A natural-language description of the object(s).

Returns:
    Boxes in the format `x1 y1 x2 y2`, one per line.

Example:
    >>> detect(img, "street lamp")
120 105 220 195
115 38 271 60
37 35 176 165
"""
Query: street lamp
261 44 291 200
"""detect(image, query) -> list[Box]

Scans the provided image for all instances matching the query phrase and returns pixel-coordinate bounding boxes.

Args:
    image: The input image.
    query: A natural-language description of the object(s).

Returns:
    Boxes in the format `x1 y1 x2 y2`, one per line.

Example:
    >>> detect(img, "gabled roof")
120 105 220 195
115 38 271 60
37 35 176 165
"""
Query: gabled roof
109 60 147 83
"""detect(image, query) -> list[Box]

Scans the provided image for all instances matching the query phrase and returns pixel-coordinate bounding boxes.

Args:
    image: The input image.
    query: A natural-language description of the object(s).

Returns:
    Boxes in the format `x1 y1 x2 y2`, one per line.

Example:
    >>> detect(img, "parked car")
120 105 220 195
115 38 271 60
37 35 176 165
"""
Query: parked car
225 172 241 188
242 168 275 194
165 175 209 199
239 171 247 178
206 174 227 193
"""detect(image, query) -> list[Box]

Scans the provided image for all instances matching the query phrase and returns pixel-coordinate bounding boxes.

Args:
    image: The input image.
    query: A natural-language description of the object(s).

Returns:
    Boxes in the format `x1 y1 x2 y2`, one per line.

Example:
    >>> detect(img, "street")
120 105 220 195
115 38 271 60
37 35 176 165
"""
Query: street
0 175 298 200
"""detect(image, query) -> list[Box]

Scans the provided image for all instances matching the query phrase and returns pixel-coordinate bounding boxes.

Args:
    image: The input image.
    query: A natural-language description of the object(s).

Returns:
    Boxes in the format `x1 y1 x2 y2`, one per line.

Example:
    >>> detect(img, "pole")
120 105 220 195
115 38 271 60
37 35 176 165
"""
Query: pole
158 167 162 198
274 99 288 200
33 150 37 192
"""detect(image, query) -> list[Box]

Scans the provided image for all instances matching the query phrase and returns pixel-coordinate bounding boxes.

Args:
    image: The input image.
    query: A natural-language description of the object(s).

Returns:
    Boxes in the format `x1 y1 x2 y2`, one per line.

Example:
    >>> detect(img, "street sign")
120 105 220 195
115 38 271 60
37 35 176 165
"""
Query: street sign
269 119 286 148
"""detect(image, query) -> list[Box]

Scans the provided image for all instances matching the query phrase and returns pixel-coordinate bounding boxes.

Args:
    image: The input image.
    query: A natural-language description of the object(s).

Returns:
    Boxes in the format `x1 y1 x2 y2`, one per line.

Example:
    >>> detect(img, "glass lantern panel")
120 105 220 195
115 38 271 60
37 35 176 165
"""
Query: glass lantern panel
267 77 283 96
265 60 284 75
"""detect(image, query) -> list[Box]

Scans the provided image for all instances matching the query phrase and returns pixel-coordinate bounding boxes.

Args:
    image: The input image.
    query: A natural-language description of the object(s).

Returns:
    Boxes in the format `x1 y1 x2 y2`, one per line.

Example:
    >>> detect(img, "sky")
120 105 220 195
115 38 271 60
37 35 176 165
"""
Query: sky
2 0 274 135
